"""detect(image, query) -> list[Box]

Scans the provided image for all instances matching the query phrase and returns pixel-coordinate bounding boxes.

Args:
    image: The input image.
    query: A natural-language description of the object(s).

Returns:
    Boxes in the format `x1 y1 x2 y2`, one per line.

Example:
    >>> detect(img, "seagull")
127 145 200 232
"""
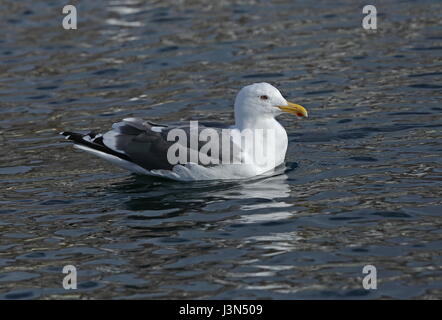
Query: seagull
61 82 308 181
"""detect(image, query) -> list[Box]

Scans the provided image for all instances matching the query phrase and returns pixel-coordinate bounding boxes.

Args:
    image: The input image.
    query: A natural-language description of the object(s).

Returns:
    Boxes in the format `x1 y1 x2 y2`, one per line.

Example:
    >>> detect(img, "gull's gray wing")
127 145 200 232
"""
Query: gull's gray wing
62 117 240 171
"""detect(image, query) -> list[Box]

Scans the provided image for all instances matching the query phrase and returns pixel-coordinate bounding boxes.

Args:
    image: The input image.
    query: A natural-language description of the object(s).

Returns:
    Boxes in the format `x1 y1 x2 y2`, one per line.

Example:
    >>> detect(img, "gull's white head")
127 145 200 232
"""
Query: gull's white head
234 83 308 127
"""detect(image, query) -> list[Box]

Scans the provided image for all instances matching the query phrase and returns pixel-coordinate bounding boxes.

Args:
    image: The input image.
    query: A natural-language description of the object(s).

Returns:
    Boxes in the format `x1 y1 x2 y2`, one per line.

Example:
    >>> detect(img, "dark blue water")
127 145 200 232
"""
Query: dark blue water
0 0 441 299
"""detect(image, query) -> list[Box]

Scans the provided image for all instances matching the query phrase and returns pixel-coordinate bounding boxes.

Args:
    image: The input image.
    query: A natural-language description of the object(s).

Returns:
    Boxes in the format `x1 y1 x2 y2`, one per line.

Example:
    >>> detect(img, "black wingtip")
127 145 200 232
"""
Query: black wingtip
59 130 132 162
60 131 79 140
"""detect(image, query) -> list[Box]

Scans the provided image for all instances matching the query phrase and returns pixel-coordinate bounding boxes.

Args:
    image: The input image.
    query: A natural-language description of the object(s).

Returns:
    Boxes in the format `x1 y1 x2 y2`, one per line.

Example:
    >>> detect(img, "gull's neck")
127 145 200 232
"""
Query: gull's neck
234 113 281 131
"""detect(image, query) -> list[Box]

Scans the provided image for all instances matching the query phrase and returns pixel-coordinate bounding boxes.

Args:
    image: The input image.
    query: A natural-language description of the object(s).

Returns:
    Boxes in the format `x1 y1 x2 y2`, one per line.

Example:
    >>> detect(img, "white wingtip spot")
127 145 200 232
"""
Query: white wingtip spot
150 126 164 133
123 117 138 122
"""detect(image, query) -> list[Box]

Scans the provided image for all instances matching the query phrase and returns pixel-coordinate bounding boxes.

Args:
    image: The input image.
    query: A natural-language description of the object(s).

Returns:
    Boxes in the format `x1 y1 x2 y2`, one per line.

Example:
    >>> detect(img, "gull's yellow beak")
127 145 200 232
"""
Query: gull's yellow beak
277 102 308 118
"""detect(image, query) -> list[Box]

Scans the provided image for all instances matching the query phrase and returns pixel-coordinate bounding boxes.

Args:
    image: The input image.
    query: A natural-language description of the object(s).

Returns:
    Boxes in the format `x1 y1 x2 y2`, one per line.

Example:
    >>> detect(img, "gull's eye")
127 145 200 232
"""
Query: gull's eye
260 95 269 100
